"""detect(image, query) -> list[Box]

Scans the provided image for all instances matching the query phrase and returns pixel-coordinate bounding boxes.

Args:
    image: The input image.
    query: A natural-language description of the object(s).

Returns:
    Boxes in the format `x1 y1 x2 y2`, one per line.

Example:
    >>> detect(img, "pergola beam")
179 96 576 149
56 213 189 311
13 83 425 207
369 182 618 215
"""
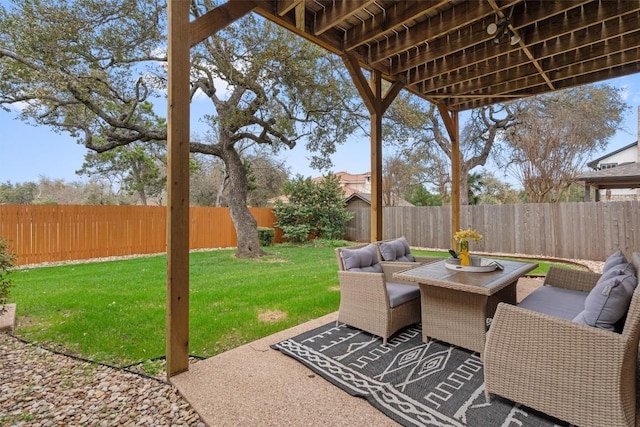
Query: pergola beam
437 104 460 249
190 0 259 47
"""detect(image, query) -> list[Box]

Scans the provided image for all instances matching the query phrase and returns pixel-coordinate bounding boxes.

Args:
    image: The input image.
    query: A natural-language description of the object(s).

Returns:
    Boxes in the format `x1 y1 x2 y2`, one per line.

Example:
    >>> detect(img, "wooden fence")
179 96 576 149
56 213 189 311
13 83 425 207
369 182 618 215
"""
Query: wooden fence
0 205 281 266
2 201 638 265
346 201 640 261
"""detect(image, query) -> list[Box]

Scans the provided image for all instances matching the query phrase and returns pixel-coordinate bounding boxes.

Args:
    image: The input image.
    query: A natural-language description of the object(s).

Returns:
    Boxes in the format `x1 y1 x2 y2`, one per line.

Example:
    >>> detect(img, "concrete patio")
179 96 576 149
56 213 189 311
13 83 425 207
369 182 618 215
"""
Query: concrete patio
171 279 552 426
171 311 396 426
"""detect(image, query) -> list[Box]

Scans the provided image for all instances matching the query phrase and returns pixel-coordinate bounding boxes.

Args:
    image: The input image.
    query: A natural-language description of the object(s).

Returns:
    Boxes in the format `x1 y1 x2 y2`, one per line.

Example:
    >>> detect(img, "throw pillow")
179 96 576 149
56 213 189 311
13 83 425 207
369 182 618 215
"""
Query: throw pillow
340 244 382 273
379 237 415 262
572 264 637 331
603 250 628 273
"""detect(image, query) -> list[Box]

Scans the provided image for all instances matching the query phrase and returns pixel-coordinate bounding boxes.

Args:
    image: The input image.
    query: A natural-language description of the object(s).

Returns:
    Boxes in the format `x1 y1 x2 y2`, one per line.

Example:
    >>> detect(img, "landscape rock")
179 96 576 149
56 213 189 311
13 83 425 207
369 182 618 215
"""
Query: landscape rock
0 334 205 426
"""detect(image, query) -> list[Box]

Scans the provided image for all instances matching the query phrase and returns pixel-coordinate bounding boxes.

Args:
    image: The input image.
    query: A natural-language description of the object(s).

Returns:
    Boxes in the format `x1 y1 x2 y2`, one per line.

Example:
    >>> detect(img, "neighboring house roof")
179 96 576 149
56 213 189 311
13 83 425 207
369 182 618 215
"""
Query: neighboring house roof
313 171 371 198
576 162 640 190
274 173 414 206
268 171 371 205
587 141 638 169
333 171 371 184
312 171 370 183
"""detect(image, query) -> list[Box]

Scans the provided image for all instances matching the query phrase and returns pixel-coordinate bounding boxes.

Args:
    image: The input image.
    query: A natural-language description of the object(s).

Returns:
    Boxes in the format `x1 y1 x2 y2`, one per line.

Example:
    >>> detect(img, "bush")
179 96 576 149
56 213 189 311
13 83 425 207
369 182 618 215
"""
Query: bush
0 237 16 312
257 227 275 247
274 174 353 243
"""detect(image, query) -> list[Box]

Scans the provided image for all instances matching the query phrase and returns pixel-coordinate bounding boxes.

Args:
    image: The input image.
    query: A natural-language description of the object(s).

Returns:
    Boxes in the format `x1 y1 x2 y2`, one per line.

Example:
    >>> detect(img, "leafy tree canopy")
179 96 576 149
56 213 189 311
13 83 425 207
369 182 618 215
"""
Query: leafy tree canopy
383 92 520 206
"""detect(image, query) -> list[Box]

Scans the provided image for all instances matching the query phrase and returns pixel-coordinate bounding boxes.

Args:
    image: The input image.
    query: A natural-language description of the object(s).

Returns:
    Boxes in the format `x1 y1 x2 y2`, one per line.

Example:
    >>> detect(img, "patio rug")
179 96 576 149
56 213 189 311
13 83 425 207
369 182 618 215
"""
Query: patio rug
271 322 568 427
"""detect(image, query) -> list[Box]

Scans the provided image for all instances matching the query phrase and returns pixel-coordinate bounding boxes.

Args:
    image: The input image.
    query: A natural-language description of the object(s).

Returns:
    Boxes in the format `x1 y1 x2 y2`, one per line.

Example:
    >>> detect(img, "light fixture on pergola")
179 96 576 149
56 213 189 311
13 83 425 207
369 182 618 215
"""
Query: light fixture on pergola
486 6 520 46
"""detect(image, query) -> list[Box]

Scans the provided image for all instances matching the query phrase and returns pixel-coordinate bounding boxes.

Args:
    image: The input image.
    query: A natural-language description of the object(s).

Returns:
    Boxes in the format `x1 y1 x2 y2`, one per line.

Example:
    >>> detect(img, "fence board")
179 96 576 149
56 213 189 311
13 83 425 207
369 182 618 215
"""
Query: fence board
0 205 283 266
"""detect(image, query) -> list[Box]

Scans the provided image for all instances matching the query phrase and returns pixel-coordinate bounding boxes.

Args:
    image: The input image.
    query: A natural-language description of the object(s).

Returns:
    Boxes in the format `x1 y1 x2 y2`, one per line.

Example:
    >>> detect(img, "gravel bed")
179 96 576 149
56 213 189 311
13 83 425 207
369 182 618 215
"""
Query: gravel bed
0 334 205 426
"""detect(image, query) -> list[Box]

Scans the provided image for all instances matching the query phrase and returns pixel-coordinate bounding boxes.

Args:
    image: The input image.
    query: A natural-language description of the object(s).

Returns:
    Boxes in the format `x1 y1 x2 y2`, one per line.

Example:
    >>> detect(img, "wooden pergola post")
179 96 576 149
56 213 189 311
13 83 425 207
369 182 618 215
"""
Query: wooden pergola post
166 0 191 378
340 54 405 242
437 104 460 249
370 71 383 242
166 0 259 379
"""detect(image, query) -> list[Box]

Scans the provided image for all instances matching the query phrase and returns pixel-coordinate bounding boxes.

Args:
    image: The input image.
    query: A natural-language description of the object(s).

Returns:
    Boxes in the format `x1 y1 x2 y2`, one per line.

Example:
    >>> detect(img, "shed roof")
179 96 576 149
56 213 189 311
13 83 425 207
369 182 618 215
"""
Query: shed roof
345 192 414 207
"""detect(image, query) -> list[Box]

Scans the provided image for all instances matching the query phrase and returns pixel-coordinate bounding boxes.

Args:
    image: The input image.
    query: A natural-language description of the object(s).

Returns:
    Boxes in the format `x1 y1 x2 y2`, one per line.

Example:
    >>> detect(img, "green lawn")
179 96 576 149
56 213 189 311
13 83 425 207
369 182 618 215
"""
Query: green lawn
8 242 566 369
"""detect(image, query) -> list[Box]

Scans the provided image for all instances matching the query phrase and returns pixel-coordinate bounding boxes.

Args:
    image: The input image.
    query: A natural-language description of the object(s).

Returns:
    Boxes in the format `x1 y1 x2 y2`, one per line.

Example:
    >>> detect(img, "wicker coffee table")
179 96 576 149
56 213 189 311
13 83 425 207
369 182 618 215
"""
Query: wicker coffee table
394 258 538 355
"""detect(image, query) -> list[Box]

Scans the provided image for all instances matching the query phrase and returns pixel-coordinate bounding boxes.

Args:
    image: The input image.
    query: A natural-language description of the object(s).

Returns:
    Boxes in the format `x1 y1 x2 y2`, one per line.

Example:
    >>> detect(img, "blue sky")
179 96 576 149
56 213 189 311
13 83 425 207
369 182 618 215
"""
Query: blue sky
1 73 639 185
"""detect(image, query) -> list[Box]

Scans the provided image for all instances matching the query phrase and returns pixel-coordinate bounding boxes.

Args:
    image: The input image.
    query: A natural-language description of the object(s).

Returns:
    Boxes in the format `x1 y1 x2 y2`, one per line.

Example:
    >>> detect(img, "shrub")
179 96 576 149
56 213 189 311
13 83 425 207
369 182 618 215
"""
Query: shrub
274 174 353 243
257 227 275 247
0 237 16 313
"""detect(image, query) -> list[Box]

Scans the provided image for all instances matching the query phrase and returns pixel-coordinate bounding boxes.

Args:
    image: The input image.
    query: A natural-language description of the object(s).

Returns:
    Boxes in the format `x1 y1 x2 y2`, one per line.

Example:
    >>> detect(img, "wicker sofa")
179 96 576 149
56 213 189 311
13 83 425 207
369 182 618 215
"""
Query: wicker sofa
335 243 422 344
484 252 640 427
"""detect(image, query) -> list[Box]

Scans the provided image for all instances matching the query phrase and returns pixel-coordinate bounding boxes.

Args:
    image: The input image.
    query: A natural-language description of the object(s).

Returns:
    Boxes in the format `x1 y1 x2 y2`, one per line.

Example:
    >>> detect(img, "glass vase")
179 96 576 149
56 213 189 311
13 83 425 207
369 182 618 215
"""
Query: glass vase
459 239 470 266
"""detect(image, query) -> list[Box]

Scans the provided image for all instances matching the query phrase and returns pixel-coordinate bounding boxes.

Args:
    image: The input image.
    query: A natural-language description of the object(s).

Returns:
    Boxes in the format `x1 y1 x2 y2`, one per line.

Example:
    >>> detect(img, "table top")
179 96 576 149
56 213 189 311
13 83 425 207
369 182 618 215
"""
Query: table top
394 258 538 296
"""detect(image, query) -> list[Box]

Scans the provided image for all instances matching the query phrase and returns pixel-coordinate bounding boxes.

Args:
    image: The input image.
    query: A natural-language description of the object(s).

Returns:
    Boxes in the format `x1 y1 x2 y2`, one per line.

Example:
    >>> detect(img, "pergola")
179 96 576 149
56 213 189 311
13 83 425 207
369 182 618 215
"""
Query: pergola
166 0 640 377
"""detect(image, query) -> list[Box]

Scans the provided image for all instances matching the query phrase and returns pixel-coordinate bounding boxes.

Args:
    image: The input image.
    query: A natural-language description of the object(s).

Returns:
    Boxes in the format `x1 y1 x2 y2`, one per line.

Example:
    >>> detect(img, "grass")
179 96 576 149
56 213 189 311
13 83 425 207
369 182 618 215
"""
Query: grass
10 243 342 367
9 242 574 369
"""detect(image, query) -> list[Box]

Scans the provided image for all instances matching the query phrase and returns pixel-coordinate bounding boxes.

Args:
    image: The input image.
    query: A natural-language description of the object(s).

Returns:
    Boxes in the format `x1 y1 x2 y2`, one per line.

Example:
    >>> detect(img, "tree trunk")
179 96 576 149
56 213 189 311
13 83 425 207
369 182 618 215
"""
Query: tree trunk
459 165 470 207
215 169 228 207
221 140 266 258
131 163 148 206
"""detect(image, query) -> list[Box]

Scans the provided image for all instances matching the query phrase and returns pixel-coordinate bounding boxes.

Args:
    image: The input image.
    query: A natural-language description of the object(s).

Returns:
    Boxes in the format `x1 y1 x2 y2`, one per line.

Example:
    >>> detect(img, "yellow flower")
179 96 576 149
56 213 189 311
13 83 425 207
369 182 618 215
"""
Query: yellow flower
454 228 483 243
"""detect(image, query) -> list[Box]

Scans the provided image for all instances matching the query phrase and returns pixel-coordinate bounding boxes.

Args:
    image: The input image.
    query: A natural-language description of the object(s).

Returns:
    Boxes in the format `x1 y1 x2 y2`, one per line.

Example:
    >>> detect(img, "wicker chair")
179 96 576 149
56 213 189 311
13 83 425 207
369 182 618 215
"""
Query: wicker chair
484 252 640 427
335 243 421 344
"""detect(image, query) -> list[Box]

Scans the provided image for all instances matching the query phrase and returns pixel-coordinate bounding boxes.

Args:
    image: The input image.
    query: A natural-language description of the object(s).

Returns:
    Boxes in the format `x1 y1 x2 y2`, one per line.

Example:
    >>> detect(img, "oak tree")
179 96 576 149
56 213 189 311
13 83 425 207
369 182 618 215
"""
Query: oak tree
384 93 519 205
0 0 362 257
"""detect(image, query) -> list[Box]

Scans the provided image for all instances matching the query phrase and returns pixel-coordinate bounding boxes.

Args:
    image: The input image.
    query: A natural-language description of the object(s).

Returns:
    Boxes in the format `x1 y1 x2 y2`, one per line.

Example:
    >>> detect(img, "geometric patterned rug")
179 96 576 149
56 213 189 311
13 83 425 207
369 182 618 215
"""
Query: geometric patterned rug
271 323 568 427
